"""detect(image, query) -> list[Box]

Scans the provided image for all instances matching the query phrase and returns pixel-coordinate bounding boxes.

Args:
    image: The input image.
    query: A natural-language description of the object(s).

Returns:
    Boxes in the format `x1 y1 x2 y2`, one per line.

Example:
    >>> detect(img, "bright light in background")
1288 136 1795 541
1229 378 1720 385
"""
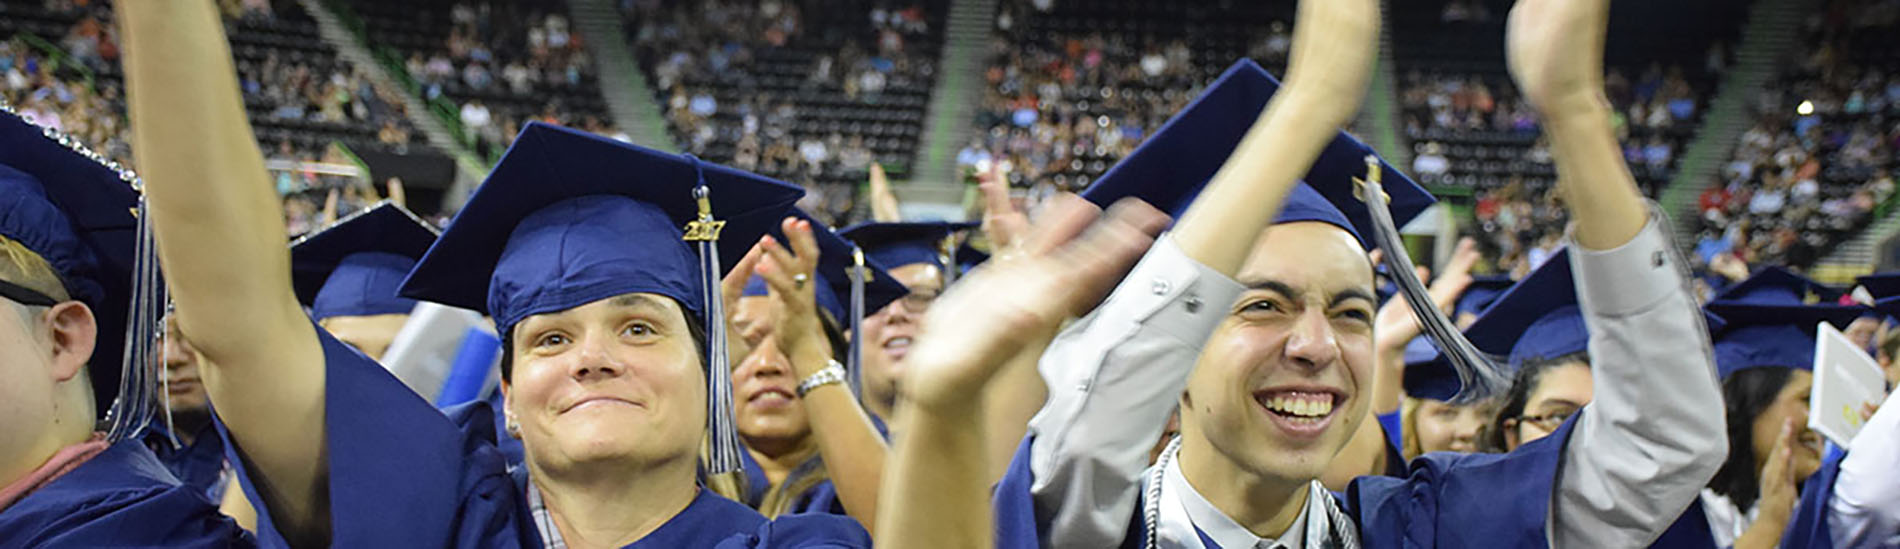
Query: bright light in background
1798 100 1815 116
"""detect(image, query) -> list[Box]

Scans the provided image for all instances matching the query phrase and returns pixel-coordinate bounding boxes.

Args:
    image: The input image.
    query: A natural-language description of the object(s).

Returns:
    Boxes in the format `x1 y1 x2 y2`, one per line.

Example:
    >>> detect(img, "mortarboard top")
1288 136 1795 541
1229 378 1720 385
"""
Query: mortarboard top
1410 306 1729 402
1704 267 1866 328
399 122 805 333
1854 272 1900 300
955 241 990 275
1708 303 1848 378
1400 336 1459 401
0 106 143 418
1464 249 1587 369
739 209 909 332
1875 295 1900 320
1455 275 1517 319
1074 58 1435 250
838 221 973 272
291 202 440 321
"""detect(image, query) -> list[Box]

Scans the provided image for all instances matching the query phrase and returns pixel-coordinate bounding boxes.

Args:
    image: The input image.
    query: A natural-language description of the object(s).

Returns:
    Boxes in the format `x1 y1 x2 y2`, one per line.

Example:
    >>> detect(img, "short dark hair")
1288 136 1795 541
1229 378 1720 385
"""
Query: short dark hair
1483 351 1590 452
1707 366 1796 511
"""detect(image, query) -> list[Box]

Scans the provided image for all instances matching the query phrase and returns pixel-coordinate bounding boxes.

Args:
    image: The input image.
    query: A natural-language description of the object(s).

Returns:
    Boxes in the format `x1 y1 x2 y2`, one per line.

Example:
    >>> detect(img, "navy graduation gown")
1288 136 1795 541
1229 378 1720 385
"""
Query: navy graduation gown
512 469 868 548
1781 450 1845 549
220 324 867 548
217 325 525 548
146 421 229 503
1650 498 1717 548
994 416 1582 548
1377 411 1401 453
0 439 252 548
481 388 527 470
738 447 850 517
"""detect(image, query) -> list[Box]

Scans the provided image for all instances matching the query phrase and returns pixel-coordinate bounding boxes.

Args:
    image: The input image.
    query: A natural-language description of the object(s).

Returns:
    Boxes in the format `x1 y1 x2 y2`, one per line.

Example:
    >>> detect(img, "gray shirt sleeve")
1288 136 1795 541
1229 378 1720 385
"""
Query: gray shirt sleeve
1026 235 1246 549
1552 208 1729 548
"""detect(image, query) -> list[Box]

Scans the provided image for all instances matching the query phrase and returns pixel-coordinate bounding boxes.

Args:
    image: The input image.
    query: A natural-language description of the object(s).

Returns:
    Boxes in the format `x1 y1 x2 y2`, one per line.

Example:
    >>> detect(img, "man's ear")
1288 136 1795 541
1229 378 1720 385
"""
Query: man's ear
44 301 98 383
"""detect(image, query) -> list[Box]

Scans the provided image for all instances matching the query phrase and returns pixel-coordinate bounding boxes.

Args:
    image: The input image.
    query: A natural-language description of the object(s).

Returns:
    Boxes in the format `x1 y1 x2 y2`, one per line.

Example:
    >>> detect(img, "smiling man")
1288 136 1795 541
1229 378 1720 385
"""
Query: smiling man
874 1 1726 547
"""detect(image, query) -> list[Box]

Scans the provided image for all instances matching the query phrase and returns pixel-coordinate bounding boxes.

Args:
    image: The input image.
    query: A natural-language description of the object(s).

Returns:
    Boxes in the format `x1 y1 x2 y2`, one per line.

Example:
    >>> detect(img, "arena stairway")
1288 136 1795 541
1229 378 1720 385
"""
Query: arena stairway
568 0 675 153
300 0 489 203
1661 0 1816 253
909 0 1000 215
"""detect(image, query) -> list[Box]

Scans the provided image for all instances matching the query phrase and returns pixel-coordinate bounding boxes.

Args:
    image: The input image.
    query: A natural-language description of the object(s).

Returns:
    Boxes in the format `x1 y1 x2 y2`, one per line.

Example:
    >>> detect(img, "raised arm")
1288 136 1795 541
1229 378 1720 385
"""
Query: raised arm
868 164 901 222
975 172 1051 485
1169 0 1378 275
1504 0 1646 248
876 196 1167 549
1022 0 1380 545
1505 0 1726 545
118 1 331 545
756 218 891 531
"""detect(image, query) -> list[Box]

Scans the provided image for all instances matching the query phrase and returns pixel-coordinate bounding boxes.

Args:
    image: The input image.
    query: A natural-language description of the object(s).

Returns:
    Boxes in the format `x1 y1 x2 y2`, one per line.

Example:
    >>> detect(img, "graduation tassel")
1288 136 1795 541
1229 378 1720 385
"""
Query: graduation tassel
938 230 957 284
158 301 181 450
682 158 743 475
1355 155 1509 404
106 195 168 443
847 246 868 396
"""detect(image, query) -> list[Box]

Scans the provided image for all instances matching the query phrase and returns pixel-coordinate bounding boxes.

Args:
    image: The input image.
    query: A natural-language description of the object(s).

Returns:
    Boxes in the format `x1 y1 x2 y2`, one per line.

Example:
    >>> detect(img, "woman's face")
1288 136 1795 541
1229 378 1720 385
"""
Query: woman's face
1506 361 1593 451
1750 369 1822 482
1844 317 1881 352
1414 398 1494 454
503 293 705 473
729 295 813 454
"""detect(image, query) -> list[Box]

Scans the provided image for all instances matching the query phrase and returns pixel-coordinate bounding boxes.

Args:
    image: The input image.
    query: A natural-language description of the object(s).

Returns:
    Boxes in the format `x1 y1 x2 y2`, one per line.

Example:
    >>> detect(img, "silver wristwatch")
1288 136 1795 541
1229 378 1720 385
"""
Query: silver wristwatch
795 361 847 397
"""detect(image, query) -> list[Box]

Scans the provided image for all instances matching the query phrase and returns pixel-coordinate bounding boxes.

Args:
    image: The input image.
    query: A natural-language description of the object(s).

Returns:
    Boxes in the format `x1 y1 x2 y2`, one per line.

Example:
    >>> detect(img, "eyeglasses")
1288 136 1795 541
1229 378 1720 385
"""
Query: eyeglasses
1515 409 1577 432
0 279 58 308
897 291 939 314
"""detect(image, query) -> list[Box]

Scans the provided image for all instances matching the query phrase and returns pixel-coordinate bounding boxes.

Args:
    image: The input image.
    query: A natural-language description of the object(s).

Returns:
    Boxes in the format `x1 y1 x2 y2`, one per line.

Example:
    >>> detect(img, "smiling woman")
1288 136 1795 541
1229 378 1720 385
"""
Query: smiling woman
121 2 873 543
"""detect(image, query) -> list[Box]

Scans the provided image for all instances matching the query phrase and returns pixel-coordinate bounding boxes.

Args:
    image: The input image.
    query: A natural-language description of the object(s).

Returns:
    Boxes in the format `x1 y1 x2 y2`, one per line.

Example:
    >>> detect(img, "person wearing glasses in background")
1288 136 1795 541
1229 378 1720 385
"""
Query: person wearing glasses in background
838 221 971 429
0 106 251 546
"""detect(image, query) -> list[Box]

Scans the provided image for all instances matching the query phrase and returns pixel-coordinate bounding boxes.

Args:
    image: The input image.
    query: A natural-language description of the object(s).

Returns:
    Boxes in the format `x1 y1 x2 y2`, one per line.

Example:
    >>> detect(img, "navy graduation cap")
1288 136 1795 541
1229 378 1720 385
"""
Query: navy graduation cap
955 241 990 275
0 106 147 424
745 209 909 397
740 209 909 332
1708 304 1843 379
1455 275 1516 320
1704 267 1865 327
400 122 804 330
1400 336 1460 401
1855 272 1900 300
838 221 974 272
397 122 805 474
291 202 439 321
1464 249 1586 369
1074 58 1435 248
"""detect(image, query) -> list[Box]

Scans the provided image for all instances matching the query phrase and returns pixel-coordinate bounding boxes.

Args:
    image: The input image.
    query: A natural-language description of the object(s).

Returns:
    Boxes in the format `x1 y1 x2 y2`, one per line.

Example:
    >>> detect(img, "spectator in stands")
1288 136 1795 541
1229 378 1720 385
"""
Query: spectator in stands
1414 141 1450 176
799 134 829 177
957 138 991 171
460 98 492 136
838 135 874 175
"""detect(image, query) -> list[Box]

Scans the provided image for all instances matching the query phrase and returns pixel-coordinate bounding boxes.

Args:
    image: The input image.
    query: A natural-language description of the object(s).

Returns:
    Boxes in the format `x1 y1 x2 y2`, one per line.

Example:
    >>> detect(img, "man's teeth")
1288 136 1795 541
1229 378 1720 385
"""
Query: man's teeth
884 337 912 349
1263 393 1334 418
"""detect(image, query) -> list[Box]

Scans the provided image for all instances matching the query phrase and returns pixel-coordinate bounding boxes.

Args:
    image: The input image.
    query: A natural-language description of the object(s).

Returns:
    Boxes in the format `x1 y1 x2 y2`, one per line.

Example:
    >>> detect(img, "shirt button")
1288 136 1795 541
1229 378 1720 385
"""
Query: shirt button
1152 278 1172 295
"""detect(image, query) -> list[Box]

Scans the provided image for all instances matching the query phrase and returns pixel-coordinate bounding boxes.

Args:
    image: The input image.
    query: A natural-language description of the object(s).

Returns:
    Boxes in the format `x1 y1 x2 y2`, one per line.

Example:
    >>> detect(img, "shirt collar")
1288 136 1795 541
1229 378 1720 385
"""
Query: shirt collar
1165 455 1308 549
